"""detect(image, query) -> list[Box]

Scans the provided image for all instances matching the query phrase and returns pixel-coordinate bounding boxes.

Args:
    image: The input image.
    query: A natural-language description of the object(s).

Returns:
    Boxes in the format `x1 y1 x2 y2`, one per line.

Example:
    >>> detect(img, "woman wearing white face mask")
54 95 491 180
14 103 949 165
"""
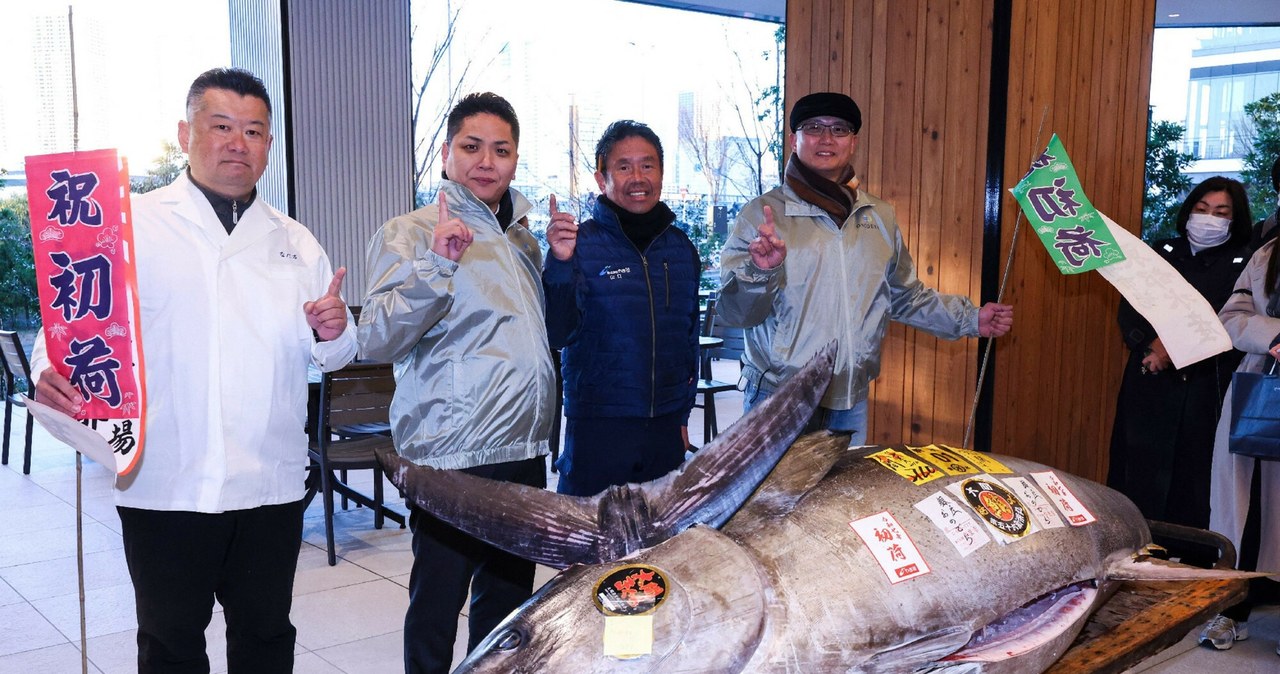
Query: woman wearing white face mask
1108 177 1252 569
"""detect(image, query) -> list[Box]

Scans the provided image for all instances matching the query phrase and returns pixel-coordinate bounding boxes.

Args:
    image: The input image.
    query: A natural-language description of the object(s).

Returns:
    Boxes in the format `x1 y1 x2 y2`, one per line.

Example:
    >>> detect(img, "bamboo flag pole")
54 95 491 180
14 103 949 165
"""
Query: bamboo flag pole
963 106 1050 450
67 5 90 674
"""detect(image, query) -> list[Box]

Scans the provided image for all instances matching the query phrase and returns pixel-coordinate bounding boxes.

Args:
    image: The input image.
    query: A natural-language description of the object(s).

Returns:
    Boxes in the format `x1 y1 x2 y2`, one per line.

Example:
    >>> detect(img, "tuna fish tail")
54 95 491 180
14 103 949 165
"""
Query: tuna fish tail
376 341 837 569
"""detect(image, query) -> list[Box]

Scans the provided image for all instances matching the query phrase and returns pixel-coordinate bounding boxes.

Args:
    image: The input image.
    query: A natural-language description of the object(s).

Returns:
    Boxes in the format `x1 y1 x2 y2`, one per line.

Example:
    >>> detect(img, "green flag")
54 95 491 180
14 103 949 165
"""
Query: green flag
1009 134 1125 274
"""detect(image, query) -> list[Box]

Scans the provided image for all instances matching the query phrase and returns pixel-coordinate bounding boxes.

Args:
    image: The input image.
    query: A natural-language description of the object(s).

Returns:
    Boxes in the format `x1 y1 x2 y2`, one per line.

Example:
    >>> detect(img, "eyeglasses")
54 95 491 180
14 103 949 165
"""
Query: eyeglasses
798 122 854 137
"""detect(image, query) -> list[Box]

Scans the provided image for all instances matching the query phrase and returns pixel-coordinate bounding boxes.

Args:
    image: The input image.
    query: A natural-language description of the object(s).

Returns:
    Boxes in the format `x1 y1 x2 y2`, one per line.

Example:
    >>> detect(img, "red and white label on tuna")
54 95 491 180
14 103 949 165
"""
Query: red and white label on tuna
1030 471 1097 526
849 511 931 584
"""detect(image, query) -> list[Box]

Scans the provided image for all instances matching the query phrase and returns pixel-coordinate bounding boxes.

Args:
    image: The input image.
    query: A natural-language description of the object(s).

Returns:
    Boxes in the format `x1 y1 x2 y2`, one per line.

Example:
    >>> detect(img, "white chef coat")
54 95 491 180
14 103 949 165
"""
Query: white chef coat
33 173 357 512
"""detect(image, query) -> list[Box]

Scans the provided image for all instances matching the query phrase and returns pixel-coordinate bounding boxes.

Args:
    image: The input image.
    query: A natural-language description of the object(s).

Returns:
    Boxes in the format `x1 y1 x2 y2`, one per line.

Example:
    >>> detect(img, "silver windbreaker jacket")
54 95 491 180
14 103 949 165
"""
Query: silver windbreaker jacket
718 183 979 411
358 181 554 469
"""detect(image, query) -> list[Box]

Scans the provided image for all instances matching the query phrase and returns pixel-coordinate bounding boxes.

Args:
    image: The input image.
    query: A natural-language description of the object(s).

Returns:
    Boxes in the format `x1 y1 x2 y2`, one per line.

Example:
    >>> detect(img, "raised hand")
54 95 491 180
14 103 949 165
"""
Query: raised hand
546 194 579 261
748 204 787 270
432 190 473 262
304 267 349 342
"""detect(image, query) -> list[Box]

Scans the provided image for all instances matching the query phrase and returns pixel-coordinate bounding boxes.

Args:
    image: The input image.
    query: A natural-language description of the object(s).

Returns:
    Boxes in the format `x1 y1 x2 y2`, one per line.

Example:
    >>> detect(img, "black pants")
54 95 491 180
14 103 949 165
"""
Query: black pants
1222 458 1280 622
118 500 305 674
404 456 546 674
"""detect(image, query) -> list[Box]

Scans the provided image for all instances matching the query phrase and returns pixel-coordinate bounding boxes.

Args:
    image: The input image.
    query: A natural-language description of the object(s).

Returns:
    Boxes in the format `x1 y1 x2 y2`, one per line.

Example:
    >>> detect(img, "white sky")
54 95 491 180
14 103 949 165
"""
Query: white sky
0 0 231 172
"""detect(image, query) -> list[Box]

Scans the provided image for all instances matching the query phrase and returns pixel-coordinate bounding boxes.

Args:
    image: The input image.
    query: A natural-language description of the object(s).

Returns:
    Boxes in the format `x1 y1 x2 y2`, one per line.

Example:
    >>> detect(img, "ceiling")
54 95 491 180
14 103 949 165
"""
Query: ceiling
623 1 1279 28
1155 0 1279 27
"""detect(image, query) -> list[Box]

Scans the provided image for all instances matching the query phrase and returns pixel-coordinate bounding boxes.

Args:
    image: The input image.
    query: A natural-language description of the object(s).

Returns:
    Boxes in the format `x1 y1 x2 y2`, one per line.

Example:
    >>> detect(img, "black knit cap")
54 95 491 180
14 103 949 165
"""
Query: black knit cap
789 92 862 134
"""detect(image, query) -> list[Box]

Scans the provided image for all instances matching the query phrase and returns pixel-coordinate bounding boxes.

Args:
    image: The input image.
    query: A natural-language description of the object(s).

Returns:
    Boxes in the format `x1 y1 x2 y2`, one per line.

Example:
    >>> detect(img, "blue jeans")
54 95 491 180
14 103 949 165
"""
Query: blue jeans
743 370 868 439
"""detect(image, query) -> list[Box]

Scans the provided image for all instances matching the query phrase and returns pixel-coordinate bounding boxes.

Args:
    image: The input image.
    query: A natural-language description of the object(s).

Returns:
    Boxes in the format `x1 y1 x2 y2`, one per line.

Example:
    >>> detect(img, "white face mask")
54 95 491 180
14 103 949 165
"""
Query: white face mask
1185 212 1232 251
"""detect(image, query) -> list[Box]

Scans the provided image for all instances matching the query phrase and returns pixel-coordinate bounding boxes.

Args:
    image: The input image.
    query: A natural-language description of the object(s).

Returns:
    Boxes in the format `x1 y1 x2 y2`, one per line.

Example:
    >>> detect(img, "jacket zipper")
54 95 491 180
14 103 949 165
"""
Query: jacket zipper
664 261 670 308
641 255 657 416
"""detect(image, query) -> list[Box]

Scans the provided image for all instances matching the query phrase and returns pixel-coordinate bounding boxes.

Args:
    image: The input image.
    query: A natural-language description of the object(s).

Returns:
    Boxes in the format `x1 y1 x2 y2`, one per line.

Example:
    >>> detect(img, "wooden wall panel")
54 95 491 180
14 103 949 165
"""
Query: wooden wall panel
993 0 1154 480
785 0 1155 481
785 0 992 448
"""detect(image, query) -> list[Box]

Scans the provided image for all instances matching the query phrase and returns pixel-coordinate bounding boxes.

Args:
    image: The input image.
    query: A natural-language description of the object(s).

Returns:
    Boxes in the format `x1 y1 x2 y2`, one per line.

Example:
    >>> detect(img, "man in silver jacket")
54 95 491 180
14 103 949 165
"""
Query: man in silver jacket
718 92 1013 440
358 92 558 674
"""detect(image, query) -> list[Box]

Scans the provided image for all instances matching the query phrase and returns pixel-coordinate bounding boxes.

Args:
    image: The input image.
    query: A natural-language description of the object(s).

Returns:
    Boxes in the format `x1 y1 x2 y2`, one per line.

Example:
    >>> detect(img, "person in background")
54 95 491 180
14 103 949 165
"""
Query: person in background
717 91 1013 440
543 119 699 497
33 67 357 672
1107 177 1251 567
1198 207 1280 653
1250 156 1280 249
358 92 555 674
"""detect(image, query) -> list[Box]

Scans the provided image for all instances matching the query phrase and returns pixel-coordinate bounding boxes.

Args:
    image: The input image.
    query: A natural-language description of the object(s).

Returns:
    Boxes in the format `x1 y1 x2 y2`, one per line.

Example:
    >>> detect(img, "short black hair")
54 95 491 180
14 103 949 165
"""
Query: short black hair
446 92 520 145
186 68 271 120
595 120 663 172
1271 156 1280 192
1175 175 1253 245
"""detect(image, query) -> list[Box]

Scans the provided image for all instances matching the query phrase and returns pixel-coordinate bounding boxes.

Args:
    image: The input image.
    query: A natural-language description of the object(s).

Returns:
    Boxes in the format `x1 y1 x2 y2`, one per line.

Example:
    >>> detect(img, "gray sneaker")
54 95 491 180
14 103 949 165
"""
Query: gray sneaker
1198 615 1249 650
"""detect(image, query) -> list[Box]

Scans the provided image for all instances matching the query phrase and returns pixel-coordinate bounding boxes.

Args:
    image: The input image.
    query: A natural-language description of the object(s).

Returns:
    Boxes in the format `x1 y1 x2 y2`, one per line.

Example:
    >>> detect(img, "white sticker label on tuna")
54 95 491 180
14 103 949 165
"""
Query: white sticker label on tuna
1004 476 1066 530
1030 471 1097 526
849 511 931 584
915 491 991 557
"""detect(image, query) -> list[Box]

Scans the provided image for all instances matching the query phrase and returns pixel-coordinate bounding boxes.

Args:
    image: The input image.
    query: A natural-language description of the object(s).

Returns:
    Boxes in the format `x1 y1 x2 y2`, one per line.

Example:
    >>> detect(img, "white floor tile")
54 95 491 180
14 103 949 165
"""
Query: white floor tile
0 641 104 673
0 600 71 656
292 579 408 651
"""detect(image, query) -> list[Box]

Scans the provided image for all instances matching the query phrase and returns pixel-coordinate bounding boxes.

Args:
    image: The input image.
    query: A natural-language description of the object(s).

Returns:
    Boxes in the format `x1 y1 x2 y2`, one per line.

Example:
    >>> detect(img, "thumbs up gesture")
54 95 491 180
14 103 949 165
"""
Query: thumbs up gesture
748 204 787 270
432 190 474 262
304 267 349 341
546 194 579 261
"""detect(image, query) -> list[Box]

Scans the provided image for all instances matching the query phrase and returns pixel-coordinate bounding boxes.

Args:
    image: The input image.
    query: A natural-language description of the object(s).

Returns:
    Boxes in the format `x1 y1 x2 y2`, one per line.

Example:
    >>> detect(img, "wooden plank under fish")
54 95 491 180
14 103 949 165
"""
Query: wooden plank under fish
1050 572 1248 671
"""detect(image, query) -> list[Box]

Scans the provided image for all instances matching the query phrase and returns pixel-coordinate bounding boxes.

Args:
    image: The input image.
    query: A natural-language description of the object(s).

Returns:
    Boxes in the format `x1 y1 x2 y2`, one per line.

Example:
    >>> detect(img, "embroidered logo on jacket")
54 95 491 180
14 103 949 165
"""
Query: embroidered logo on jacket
599 265 633 280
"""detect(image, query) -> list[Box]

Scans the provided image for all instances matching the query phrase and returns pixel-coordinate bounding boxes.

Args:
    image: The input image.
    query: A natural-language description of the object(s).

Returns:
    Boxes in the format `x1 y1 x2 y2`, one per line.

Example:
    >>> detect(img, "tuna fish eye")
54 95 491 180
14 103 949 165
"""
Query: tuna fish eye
494 628 523 651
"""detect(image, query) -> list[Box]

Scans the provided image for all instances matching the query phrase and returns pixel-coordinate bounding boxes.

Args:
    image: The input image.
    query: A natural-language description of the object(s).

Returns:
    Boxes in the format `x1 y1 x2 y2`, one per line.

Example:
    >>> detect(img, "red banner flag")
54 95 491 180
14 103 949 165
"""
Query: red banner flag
25 149 145 475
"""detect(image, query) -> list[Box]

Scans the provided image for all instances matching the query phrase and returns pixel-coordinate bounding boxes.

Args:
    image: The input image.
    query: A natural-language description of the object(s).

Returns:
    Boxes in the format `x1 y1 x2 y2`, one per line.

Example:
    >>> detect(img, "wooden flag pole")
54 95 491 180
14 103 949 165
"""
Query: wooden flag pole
963 106 1049 449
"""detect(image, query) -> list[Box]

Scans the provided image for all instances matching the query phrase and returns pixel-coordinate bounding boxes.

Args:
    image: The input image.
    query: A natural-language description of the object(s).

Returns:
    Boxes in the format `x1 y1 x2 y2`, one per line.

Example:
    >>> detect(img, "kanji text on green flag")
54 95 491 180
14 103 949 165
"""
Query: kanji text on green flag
1010 133 1126 274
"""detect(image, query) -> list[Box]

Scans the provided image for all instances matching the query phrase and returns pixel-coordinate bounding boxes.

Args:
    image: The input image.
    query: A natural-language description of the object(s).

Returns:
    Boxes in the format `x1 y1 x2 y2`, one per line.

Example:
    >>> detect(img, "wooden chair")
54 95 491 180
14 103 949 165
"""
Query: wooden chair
306 361 406 566
0 330 34 474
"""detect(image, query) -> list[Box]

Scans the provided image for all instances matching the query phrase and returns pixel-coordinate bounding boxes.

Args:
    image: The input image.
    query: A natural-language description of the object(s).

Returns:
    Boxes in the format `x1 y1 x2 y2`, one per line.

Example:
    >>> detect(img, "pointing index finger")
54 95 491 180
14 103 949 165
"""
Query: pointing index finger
326 266 347 298
438 190 450 223
549 194 559 216
760 205 777 238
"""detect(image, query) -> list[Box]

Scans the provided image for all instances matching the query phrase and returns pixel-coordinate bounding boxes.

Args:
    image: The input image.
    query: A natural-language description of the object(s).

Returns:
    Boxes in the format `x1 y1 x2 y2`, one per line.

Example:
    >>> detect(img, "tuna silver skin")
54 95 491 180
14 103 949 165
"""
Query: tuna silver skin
378 344 1258 673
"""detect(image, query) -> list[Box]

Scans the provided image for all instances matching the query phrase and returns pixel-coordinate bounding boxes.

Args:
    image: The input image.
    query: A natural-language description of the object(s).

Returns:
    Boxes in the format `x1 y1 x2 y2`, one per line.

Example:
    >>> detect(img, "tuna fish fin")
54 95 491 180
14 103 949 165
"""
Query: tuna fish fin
726 430 850 526
629 342 836 535
375 447 605 568
377 342 836 569
858 626 972 673
1105 554 1276 581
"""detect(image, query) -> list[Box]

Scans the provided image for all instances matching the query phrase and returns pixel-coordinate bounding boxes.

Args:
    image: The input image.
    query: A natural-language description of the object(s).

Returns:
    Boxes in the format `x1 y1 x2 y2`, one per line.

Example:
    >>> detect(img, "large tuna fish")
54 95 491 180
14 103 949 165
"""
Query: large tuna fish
377 344 1254 673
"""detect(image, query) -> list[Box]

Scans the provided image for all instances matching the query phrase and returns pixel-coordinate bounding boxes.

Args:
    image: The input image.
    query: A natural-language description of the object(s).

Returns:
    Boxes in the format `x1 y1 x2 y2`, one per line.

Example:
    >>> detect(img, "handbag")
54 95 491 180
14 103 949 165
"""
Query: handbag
1229 359 1280 460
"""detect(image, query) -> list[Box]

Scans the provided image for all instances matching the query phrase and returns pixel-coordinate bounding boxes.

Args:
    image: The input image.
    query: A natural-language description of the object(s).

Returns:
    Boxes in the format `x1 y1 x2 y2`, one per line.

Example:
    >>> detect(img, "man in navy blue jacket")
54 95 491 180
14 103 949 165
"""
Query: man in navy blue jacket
543 120 700 497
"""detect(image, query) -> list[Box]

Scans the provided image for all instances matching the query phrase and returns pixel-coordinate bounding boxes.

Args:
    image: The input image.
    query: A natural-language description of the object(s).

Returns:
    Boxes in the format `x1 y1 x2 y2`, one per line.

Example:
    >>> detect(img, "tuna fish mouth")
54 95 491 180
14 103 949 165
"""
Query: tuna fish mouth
940 580 1099 663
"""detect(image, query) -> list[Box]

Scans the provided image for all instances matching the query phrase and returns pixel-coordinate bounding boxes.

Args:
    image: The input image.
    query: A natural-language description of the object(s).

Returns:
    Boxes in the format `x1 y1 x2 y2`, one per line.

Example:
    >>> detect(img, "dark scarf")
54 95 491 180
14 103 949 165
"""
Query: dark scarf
494 189 515 232
188 169 257 234
784 156 855 226
599 195 675 252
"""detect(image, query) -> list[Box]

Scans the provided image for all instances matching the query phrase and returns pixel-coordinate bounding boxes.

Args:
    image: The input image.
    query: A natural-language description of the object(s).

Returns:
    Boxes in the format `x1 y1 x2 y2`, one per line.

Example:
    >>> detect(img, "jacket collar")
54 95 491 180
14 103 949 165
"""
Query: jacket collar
438 180 532 232
164 172 285 259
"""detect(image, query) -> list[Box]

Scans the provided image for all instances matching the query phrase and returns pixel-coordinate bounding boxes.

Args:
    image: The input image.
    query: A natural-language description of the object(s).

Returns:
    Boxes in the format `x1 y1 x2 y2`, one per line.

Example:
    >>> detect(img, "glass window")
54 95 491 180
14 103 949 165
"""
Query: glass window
409 0 785 250
0 0 231 194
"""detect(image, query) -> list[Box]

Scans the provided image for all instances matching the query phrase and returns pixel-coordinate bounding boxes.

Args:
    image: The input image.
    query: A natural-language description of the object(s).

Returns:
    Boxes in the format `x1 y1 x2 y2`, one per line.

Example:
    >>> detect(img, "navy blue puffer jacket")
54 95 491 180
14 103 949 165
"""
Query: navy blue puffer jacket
543 200 700 419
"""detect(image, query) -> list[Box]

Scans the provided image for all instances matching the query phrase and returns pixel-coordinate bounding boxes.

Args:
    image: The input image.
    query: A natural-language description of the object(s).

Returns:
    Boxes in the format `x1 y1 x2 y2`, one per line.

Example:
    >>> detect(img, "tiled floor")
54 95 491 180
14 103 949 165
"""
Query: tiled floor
0 358 748 673
2 357 1277 672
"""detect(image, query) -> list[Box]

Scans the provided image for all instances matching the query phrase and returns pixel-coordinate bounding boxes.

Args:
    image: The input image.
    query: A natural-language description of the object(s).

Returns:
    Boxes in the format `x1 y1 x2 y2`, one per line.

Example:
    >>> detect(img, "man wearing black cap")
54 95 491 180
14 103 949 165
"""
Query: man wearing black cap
717 91 1013 438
